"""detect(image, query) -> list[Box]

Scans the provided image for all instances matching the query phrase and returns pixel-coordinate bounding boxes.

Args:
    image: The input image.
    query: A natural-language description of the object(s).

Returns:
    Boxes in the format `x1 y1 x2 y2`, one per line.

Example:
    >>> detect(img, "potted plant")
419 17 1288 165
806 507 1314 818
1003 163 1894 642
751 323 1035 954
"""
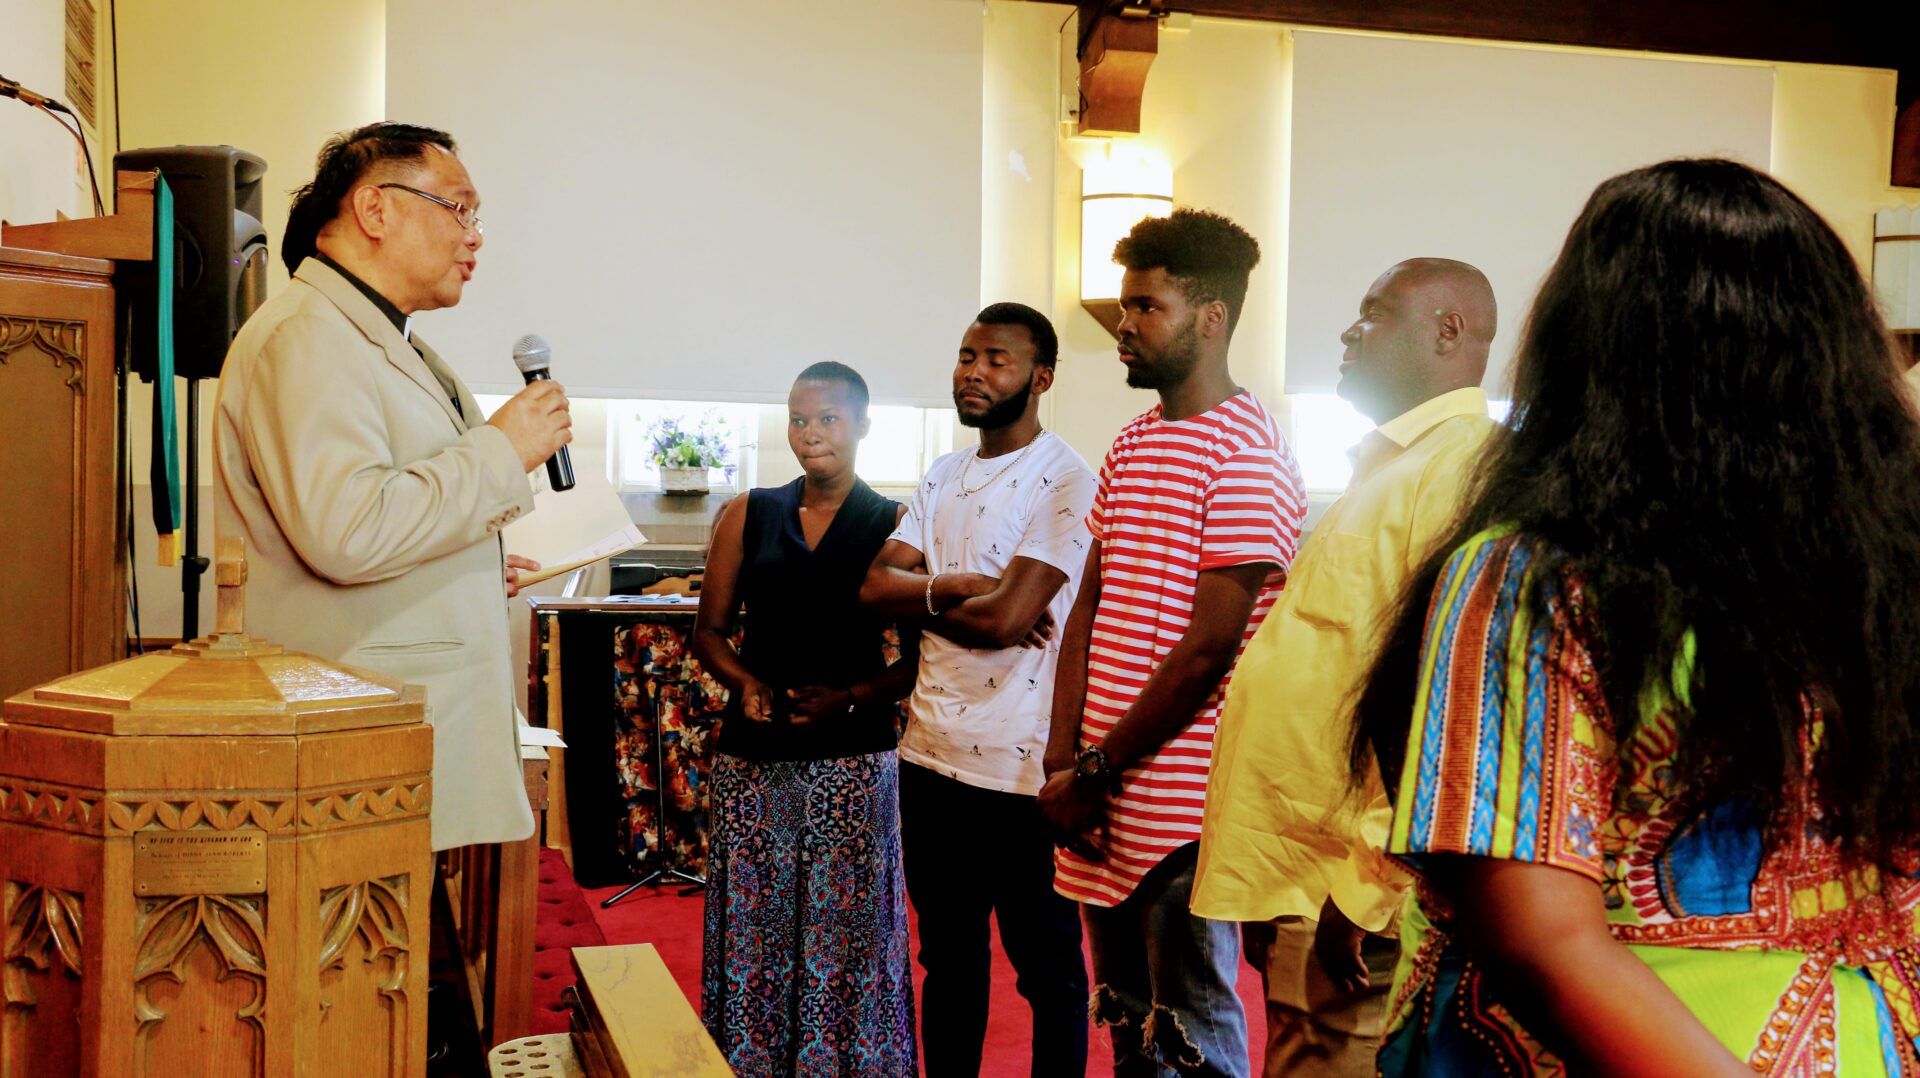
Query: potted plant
643 411 736 494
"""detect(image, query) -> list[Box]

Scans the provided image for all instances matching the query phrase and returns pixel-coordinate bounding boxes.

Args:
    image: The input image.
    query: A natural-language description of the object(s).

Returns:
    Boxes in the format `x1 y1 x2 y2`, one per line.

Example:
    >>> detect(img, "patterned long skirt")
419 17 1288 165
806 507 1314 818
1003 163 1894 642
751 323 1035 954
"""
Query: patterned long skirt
701 750 917 1077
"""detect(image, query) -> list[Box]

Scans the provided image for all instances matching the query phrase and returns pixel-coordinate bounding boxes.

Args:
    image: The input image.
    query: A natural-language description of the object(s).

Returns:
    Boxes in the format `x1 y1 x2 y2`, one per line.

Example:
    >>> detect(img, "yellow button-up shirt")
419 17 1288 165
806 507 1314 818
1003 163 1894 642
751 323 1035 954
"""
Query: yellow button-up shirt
1192 387 1496 931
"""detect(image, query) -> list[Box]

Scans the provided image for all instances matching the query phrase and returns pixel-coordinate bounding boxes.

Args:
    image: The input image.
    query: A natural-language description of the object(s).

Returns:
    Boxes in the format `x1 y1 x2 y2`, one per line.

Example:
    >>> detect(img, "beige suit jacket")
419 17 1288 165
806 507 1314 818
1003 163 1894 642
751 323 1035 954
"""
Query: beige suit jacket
214 257 537 850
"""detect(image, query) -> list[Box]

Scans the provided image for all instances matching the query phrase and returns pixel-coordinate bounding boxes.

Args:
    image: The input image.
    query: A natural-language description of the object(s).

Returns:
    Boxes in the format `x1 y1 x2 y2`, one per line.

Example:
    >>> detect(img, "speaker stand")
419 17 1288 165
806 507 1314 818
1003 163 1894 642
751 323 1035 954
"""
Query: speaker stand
179 376 210 640
602 662 706 908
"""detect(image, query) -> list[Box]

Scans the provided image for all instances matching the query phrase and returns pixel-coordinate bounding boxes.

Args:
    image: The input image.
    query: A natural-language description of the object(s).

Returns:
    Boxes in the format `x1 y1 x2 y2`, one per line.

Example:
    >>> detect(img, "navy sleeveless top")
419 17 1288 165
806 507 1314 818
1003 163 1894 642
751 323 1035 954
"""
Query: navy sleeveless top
716 476 902 762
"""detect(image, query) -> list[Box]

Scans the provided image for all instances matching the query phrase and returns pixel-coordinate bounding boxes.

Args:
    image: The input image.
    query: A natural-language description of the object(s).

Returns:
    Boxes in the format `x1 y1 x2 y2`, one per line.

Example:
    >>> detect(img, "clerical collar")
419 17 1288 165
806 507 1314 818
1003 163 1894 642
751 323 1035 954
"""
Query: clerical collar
313 251 412 339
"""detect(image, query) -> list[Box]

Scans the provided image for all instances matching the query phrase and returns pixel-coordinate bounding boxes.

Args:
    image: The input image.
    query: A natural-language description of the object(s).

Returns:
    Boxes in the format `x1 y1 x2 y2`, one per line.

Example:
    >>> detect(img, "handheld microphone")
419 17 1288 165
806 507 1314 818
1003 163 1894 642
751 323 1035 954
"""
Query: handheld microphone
511 333 576 492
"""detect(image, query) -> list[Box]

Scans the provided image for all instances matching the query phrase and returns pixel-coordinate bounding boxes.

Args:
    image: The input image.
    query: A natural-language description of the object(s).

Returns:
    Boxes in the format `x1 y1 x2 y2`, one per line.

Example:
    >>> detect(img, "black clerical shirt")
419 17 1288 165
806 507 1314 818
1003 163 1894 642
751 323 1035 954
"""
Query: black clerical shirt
311 251 463 419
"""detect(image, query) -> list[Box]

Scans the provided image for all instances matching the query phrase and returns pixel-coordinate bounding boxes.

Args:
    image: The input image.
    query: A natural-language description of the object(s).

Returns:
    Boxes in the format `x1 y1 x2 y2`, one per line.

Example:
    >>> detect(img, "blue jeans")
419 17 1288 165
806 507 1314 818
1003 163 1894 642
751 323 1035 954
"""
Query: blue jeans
1082 841 1250 1078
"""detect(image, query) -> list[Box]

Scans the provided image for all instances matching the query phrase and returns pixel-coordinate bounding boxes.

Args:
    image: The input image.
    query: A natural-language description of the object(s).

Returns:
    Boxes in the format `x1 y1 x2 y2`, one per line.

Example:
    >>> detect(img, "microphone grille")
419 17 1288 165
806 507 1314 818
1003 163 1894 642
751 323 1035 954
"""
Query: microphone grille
512 333 551 373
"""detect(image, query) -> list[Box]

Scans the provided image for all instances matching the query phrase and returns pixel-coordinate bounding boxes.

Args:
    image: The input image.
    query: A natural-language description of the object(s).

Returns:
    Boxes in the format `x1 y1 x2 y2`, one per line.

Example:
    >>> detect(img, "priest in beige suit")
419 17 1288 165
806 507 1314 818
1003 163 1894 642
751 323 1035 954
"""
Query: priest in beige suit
215 123 572 850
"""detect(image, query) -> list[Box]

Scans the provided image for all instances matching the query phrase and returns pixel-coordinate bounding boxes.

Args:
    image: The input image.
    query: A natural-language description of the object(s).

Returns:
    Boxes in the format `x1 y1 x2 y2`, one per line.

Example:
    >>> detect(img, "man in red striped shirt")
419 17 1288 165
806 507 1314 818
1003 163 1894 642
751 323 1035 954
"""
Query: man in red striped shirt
1041 208 1305 1077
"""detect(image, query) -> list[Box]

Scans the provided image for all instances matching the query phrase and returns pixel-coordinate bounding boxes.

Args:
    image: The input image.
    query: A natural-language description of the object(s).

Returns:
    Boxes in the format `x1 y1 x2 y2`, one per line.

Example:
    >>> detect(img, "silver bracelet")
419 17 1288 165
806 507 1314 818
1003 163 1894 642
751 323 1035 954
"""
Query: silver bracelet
925 572 942 616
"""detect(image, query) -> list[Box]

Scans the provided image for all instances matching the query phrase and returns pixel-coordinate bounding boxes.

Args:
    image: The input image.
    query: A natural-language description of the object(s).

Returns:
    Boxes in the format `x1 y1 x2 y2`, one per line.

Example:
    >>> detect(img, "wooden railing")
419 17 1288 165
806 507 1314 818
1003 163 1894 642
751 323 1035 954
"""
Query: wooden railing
443 755 551 1049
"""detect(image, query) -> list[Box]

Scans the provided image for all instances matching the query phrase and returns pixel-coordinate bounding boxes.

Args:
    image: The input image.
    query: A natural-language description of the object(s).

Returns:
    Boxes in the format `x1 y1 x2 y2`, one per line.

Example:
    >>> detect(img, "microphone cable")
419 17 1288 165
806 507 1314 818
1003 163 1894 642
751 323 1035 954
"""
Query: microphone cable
1 72 106 217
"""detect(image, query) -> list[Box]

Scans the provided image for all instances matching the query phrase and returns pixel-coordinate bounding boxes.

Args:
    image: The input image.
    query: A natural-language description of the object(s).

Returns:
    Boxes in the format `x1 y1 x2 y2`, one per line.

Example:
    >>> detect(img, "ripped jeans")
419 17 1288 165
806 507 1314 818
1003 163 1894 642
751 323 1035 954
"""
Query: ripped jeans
1082 841 1250 1078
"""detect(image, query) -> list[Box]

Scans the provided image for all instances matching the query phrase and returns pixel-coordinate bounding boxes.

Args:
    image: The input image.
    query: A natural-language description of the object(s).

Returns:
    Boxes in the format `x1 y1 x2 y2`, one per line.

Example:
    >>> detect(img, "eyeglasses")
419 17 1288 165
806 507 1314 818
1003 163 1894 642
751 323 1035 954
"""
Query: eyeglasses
377 183 484 237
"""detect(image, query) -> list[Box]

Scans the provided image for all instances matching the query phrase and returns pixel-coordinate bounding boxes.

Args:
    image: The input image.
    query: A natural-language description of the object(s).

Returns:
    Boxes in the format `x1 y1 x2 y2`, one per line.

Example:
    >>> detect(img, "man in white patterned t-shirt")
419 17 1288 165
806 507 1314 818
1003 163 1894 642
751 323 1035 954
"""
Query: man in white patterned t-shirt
1041 209 1304 1078
860 303 1096 1078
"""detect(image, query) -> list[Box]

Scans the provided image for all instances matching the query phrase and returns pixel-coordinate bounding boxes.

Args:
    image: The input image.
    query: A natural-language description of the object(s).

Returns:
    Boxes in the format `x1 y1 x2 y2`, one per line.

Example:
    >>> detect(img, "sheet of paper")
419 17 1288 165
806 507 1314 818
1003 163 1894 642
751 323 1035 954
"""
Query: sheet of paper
503 461 647 587
518 724 566 749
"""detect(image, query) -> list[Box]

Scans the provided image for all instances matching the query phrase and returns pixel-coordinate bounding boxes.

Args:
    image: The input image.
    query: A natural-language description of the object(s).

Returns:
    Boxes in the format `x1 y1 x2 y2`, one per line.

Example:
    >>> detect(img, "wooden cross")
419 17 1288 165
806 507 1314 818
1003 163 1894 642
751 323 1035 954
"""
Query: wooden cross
215 534 247 637
169 535 282 657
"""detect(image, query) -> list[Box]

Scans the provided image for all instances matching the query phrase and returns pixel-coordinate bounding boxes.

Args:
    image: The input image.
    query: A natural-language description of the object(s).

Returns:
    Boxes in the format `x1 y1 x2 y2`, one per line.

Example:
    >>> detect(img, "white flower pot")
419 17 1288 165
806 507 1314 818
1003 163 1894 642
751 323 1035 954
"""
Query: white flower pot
660 465 709 494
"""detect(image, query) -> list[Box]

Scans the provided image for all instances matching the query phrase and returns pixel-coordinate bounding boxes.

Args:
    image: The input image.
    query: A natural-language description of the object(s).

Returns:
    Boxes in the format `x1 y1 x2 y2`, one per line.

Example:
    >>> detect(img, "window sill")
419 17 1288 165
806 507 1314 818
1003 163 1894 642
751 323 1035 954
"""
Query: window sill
617 486 740 497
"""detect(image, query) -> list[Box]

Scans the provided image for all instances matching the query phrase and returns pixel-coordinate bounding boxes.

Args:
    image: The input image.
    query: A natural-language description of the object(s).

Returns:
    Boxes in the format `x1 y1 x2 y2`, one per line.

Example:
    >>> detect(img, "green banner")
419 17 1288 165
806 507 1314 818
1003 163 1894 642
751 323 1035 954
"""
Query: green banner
148 174 181 564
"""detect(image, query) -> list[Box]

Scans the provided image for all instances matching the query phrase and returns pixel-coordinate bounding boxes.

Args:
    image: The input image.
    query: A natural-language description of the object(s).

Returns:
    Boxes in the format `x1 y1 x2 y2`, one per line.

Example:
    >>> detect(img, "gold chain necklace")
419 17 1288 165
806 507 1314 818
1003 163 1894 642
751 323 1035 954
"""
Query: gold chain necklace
958 432 1042 496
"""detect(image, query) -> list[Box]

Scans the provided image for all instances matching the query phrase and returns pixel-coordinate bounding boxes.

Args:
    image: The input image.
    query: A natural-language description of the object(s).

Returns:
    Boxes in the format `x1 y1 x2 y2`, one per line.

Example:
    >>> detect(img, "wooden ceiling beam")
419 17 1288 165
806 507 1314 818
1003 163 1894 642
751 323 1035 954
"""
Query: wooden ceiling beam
1168 2 1900 69
1076 4 1160 135
1063 0 1919 186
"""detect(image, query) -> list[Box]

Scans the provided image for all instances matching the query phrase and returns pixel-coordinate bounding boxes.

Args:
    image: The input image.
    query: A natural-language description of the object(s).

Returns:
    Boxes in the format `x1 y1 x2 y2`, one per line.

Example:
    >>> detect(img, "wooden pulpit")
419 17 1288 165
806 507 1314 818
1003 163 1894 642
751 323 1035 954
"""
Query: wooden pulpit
0 538 434 1077
0 169 158 701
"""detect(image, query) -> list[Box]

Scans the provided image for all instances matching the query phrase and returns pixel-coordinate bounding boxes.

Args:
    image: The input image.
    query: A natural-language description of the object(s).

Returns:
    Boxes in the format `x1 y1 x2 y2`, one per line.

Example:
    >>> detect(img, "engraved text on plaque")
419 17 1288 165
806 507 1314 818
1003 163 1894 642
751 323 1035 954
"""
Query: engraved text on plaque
132 831 268 895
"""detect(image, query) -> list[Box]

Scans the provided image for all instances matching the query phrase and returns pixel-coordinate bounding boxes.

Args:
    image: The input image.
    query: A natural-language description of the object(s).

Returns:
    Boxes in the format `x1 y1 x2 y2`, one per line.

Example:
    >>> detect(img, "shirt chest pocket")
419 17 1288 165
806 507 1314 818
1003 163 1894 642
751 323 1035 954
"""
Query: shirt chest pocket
1288 531 1374 631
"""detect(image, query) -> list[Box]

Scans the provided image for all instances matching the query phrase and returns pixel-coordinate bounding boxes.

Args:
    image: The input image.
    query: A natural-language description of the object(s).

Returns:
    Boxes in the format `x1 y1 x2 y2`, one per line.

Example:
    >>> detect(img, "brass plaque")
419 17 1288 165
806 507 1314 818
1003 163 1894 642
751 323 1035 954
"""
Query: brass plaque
132 831 267 896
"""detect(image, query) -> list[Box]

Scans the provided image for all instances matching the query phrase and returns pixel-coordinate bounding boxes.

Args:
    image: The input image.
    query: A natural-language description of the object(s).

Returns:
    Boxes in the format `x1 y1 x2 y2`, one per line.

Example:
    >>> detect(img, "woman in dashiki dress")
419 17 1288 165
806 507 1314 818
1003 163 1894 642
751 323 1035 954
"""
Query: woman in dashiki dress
1351 159 1920 1076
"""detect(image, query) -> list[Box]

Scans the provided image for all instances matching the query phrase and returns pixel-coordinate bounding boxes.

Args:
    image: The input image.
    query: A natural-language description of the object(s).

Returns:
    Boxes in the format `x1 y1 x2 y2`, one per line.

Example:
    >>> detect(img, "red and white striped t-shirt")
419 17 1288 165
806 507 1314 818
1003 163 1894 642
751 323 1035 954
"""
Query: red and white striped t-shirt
1054 391 1304 906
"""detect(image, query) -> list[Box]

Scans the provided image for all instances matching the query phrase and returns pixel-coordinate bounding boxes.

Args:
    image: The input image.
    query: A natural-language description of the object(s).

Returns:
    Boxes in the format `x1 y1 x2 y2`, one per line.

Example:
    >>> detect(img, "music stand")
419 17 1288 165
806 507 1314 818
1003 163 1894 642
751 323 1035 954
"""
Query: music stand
602 660 705 907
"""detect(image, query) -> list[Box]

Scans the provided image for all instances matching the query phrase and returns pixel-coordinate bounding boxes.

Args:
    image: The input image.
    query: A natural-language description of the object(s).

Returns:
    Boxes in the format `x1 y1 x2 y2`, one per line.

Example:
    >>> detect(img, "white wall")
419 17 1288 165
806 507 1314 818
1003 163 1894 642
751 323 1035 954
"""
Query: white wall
114 0 386 638
1012 17 1917 472
0 0 85 229
1286 31 1773 397
386 0 986 406
1046 16 1294 468
16 0 1919 641
1771 63 1920 274
982 1 1062 316
115 0 386 294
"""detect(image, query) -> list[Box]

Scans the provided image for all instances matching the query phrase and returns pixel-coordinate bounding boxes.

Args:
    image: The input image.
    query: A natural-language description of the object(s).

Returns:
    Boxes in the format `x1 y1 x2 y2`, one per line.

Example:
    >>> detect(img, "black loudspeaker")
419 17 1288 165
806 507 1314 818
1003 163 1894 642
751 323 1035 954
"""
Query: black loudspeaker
115 145 269 381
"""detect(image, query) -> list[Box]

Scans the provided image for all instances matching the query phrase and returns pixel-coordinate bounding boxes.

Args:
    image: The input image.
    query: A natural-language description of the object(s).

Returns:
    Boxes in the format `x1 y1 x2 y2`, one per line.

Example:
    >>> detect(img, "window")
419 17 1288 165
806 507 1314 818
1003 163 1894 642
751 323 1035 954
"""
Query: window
1290 393 1510 493
857 405 956 487
1291 394 1375 493
477 394 757 492
600 398 955 492
615 399 757 492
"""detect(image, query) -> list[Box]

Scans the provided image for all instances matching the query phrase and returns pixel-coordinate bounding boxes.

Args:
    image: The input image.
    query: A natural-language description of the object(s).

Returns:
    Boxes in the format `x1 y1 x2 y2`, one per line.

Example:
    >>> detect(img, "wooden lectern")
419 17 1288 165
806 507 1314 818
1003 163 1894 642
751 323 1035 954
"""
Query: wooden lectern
0 170 158 701
0 538 434 1077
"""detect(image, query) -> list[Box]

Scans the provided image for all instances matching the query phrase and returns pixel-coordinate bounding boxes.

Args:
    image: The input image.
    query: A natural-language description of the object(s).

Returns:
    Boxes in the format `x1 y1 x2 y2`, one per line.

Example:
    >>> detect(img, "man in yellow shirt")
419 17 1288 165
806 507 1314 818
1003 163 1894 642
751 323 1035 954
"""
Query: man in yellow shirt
1192 258 1499 1077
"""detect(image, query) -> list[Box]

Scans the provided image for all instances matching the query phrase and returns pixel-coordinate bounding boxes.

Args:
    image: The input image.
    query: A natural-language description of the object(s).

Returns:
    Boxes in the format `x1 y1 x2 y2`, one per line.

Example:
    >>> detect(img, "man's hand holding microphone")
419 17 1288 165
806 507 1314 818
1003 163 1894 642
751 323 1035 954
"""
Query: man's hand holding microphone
486 333 575 598
500 334 576 491
487 375 572 474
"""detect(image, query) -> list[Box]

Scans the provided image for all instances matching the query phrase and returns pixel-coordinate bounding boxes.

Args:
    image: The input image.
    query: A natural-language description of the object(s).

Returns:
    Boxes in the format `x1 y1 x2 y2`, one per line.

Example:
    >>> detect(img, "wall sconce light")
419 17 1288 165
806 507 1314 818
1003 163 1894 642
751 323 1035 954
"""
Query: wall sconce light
1877 206 1920 368
1080 155 1172 338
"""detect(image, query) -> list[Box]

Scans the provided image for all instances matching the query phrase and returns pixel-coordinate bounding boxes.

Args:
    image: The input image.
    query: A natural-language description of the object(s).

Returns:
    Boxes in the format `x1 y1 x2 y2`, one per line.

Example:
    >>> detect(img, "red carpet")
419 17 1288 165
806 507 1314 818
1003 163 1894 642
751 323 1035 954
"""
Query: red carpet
582 877 1268 1077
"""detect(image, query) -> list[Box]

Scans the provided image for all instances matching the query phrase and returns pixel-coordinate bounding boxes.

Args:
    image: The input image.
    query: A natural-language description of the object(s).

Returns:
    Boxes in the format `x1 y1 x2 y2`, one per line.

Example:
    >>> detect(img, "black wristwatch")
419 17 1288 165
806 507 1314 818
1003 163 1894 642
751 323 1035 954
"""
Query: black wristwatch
1075 745 1118 789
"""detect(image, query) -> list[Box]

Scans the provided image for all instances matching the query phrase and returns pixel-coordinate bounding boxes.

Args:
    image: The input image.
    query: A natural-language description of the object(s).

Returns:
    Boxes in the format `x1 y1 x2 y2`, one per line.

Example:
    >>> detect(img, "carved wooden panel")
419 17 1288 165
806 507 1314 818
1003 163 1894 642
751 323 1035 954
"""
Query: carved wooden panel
0 787 437 838
300 783 431 832
0 247 121 701
0 631 432 1075
0 318 86 391
0 314 87 697
0 781 103 836
317 875 413 1078
106 796 297 835
133 894 267 1078
1 883 83 1078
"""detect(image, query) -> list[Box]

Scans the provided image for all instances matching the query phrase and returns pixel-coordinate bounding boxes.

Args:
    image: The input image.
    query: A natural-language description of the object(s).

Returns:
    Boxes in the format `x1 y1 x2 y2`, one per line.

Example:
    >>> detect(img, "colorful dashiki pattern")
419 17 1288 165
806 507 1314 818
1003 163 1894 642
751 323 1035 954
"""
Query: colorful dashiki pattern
1381 529 1920 1077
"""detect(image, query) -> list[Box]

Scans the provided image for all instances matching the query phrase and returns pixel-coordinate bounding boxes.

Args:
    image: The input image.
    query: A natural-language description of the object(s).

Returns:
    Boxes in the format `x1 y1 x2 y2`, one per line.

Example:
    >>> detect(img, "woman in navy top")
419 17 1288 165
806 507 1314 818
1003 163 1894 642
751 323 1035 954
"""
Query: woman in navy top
693 361 919 1077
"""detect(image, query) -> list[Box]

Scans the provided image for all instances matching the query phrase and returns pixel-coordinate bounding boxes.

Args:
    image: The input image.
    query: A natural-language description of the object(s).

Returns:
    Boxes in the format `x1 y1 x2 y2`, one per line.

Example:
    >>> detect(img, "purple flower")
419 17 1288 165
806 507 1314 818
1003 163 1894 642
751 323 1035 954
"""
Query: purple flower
640 409 736 470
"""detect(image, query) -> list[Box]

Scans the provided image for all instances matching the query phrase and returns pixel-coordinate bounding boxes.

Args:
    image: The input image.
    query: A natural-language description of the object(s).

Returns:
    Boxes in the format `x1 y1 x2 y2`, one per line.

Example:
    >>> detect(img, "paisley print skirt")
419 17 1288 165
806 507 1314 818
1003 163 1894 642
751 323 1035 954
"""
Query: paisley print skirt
701 750 916 1077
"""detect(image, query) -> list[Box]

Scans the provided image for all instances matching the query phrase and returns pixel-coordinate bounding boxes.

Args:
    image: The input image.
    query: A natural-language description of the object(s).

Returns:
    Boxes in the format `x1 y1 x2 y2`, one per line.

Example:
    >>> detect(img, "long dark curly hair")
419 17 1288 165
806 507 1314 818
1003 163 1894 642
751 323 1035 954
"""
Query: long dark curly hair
1349 158 1920 868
